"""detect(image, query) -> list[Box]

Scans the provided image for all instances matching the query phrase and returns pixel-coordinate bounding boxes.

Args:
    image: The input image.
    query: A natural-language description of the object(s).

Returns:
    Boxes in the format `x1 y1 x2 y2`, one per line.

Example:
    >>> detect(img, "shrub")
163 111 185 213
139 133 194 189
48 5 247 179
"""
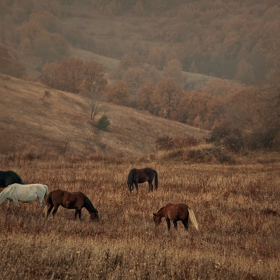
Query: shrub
187 147 235 164
96 114 110 131
155 135 201 151
207 123 244 152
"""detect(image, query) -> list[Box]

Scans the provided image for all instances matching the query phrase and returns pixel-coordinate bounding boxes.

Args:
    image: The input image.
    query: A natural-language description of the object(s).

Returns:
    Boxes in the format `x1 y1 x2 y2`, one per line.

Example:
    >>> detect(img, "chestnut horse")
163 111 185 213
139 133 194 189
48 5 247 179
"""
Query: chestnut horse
44 189 99 221
153 203 199 231
127 167 158 193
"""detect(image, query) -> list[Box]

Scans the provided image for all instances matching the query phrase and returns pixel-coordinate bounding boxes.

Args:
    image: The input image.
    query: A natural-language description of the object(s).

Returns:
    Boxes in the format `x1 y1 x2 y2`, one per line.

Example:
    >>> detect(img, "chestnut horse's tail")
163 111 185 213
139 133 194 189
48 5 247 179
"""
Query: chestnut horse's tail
188 208 199 231
154 170 158 190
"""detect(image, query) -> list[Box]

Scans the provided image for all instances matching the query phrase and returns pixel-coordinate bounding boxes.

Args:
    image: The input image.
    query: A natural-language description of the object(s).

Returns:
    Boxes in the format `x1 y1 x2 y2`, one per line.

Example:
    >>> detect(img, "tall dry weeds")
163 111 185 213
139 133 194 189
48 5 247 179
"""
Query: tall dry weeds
0 155 279 279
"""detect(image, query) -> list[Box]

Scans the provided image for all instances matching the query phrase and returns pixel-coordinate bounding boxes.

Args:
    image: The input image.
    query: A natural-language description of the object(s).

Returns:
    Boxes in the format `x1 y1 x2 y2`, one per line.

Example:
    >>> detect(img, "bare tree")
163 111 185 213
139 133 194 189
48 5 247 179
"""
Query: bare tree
88 82 102 120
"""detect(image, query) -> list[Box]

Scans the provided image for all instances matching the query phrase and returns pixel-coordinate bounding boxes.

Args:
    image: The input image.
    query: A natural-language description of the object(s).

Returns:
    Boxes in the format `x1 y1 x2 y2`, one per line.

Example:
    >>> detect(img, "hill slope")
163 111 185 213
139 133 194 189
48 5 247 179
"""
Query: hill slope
70 47 216 89
0 74 208 158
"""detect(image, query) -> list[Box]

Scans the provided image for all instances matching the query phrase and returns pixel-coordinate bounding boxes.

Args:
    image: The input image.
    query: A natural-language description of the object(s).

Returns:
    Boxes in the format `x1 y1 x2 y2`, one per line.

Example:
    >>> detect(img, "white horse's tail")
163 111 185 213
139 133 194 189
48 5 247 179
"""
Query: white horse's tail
44 185 49 202
43 185 49 217
188 208 199 231
0 187 9 205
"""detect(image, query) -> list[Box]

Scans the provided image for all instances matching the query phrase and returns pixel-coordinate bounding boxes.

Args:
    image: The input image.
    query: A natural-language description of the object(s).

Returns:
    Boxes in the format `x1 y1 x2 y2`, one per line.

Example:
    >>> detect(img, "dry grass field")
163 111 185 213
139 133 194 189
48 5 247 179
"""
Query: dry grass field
0 153 279 280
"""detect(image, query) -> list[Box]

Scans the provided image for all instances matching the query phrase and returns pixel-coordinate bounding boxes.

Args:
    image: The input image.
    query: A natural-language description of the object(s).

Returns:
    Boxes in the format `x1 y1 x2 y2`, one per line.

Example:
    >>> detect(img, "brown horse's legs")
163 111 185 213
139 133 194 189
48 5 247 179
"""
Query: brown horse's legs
46 205 53 217
182 219 188 230
173 221 178 230
166 218 171 231
52 206 59 216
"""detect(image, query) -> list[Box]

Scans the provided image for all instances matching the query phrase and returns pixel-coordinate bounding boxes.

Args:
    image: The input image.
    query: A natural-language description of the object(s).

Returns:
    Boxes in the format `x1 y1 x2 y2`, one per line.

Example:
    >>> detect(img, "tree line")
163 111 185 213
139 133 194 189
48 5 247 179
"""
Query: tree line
39 55 280 151
0 0 279 84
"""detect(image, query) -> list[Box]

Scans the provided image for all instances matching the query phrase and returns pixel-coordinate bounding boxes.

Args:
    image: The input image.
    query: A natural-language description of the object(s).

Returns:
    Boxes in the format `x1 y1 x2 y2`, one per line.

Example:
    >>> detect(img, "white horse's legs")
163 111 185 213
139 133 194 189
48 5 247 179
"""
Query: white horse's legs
12 199 20 207
38 197 44 207
39 192 47 207
6 199 12 207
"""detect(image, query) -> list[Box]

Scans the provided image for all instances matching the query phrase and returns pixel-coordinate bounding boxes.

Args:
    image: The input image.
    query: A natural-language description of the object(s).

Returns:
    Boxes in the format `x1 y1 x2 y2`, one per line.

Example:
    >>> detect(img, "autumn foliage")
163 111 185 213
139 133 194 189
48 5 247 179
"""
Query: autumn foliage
40 57 107 95
0 0 279 151
0 44 26 78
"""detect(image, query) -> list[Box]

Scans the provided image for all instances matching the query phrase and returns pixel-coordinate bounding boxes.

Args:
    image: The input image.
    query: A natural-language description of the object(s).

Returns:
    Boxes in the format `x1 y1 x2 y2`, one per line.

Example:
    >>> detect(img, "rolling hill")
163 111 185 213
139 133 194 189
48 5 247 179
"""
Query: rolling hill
0 74 208 158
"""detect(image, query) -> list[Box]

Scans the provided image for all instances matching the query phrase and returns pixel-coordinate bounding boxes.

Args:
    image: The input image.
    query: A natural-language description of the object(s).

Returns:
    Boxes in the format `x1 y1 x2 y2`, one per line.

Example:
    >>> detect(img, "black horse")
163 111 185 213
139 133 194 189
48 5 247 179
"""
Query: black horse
0 170 24 188
127 168 158 193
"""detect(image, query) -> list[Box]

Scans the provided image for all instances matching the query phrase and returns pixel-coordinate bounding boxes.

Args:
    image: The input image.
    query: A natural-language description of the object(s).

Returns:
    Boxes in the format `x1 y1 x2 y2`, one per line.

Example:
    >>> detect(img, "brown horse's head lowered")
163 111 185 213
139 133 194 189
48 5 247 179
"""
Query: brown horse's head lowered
44 189 99 221
153 203 199 232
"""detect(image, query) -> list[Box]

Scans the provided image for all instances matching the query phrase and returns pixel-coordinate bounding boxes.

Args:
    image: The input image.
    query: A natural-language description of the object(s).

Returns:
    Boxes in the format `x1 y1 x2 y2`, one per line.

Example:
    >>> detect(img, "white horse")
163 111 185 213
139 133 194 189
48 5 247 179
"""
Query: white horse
0 183 49 207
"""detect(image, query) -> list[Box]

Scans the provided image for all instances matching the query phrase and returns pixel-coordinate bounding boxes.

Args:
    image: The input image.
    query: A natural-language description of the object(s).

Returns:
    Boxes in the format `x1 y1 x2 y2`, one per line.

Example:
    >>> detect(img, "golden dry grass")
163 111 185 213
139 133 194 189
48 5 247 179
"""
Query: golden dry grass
0 154 279 279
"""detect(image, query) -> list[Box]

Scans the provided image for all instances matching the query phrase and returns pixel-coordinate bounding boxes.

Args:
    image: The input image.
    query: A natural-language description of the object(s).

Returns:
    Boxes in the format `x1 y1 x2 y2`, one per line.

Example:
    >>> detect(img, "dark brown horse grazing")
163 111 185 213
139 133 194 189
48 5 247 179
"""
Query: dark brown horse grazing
44 189 99 220
127 168 158 193
153 203 199 232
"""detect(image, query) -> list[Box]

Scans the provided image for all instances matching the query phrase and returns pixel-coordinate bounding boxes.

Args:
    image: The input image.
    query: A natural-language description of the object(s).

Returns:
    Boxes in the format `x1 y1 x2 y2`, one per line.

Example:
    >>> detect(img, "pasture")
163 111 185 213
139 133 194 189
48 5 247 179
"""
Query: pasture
0 155 279 279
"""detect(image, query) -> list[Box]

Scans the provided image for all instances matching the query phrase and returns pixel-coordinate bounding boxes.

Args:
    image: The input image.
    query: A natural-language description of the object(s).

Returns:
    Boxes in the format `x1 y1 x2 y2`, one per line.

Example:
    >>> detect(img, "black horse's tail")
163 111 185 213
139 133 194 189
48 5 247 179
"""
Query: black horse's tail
154 170 158 190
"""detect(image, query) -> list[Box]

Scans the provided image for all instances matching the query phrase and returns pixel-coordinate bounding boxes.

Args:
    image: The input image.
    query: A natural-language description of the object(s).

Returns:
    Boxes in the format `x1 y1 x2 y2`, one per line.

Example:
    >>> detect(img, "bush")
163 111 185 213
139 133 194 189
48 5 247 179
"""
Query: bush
207 123 244 152
155 135 200 151
96 115 110 131
187 147 235 164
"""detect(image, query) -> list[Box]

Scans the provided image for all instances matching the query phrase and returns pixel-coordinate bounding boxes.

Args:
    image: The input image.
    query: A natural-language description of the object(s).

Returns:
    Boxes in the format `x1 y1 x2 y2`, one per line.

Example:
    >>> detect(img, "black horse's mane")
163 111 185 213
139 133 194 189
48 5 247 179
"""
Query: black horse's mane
127 168 136 184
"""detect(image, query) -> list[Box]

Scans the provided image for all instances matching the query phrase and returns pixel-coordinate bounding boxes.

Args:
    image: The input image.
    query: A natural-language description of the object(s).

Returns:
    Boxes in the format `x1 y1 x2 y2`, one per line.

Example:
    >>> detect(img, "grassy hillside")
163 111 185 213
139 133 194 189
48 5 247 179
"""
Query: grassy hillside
0 74 207 158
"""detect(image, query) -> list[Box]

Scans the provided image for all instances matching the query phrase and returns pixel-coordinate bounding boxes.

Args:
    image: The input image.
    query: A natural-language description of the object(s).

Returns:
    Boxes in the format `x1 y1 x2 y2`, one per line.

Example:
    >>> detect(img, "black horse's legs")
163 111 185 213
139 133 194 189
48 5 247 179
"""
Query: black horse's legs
75 209 82 220
182 219 189 230
166 218 171 231
173 221 178 230
148 180 153 191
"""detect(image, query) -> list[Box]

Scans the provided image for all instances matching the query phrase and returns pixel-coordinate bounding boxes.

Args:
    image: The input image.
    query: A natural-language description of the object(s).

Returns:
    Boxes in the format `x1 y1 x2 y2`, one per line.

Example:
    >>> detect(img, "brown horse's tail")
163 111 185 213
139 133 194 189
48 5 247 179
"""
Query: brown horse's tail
188 208 199 231
154 170 158 190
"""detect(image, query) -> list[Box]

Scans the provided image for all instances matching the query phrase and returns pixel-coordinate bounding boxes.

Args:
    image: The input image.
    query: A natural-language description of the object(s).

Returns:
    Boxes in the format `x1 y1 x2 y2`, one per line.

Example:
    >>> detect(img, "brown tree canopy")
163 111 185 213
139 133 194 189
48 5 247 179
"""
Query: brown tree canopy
40 57 107 95
150 78 184 119
104 80 130 106
136 81 155 112
0 44 26 78
123 67 146 96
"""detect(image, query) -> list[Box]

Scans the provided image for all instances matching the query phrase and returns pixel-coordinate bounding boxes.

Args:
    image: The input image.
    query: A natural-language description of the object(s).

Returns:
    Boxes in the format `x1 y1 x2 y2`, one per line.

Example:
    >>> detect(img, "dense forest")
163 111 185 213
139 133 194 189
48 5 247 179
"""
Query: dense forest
0 0 280 151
